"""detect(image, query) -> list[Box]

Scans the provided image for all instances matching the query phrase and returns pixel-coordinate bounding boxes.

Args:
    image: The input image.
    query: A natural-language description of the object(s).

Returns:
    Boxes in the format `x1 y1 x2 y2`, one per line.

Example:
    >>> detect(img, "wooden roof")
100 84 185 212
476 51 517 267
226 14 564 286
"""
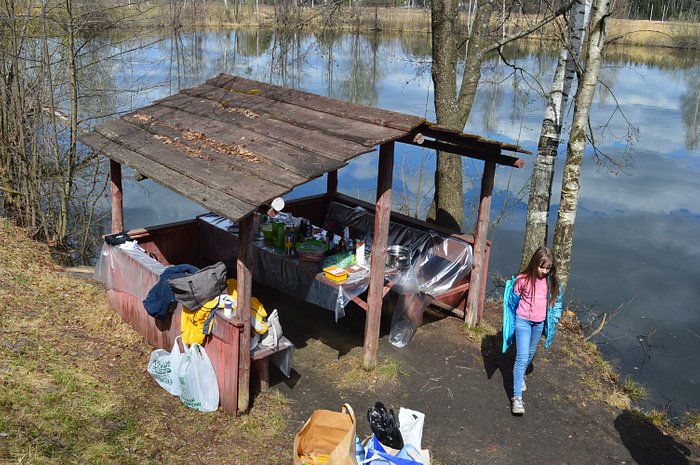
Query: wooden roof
80 74 527 222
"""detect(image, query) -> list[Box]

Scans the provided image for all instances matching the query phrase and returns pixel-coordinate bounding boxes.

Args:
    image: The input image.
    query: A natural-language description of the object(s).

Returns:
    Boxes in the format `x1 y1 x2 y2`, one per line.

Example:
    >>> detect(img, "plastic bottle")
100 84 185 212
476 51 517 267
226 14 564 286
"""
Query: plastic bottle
355 436 365 463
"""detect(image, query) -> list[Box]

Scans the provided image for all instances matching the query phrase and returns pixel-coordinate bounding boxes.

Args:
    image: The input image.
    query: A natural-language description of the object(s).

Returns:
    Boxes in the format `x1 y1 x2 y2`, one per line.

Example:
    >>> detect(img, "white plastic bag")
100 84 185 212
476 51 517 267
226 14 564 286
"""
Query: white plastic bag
260 309 283 350
398 407 425 451
178 343 219 412
147 336 186 396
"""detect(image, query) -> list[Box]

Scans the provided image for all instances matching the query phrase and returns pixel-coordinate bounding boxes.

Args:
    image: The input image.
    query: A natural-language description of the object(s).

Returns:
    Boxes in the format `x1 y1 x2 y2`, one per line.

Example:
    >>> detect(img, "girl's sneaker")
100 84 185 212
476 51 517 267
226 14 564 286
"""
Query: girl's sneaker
511 397 525 415
522 377 527 392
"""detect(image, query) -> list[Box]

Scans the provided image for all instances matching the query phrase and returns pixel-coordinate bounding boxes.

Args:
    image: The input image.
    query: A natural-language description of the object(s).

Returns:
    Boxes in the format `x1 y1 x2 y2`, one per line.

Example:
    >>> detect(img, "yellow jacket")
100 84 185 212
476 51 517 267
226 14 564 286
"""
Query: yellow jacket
180 278 268 345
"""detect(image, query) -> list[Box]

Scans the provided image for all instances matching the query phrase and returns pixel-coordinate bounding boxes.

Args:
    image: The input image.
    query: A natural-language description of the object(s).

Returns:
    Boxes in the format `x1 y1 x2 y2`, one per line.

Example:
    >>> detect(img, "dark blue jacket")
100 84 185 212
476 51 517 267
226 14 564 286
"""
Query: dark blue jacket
143 264 199 320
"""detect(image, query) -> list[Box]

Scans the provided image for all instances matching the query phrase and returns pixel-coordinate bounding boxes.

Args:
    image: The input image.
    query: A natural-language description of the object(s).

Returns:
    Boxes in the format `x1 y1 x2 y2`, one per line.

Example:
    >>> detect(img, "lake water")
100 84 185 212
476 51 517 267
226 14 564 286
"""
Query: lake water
90 29 699 415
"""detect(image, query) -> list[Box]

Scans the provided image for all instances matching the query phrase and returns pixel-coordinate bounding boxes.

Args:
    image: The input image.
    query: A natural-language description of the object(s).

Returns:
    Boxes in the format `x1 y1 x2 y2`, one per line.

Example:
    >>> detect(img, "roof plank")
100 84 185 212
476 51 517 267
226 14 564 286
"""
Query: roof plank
419 124 531 154
207 74 425 133
95 119 293 207
181 83 406 147
156 92 373 162
126 105 344 180
121 109 307 189
79 131 257 220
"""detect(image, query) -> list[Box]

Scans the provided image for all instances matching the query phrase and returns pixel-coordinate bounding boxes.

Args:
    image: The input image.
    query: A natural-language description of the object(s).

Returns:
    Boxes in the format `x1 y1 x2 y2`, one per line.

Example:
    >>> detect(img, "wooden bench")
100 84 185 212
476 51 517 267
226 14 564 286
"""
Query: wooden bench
250 336 294 392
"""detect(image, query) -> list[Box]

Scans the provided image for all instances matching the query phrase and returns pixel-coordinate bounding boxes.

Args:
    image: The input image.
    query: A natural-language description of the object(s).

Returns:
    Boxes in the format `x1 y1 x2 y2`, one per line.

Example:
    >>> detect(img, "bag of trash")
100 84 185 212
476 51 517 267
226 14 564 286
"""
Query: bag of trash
367 402 404 450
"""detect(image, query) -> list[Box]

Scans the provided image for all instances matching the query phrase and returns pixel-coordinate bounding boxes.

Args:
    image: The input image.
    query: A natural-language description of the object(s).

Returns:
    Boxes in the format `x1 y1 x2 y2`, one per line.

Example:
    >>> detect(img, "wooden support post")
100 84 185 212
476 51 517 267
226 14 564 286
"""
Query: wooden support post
363 143 394 370
236 214 254 413
327 170 338 200
110 160 124 234
465 160 496 326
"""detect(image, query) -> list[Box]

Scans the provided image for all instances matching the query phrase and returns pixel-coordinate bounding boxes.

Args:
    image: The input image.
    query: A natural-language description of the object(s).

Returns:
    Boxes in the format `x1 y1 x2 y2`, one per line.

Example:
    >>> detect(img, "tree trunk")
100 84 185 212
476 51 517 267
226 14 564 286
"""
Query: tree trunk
520 0 589 270
553 0 610 289
428 0 495 231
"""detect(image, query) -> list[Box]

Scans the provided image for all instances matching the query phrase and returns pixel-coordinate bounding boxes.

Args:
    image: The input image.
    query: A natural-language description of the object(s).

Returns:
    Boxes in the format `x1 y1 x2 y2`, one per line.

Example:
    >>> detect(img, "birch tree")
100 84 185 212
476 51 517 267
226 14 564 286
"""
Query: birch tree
553 0 610 288
519 0 590 270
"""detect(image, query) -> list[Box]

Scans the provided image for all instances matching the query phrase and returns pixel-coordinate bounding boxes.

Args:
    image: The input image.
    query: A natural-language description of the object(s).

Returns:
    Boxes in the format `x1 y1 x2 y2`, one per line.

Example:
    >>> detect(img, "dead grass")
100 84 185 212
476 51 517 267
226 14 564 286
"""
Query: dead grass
0 221 291 464
327 350 404 392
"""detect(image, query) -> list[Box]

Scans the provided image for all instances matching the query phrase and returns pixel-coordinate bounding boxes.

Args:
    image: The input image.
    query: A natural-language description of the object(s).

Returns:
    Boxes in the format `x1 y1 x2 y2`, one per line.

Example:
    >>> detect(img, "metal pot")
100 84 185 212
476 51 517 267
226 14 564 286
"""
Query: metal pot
386 245 412 269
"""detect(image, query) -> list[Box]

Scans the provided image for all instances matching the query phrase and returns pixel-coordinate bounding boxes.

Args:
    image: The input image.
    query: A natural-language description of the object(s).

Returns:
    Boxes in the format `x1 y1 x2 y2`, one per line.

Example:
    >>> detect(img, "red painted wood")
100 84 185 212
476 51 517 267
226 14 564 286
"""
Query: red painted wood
104 233 244 415
106 288 243 415
110 160 123 234
465 160 496 326
236 214 254 413
364 142 394 369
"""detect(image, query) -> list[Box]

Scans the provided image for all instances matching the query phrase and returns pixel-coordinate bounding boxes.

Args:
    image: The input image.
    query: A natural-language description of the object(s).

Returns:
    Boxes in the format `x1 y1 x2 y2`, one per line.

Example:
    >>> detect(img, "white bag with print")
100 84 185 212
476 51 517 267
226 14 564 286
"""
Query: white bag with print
147 336 186 396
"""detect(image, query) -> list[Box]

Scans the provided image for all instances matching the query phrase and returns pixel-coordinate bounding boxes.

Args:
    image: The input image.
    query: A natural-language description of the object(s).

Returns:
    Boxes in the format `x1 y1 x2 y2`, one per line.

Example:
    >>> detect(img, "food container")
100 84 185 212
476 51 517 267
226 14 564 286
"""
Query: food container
323 265 348 282
261 223 273 241
296 241 326 262
386 245 412 269
272 220 285 248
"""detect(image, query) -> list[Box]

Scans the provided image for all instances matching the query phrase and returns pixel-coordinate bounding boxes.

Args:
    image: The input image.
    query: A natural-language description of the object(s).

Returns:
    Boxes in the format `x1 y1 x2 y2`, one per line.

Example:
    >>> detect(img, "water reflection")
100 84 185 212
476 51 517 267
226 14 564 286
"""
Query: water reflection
87 29 699 413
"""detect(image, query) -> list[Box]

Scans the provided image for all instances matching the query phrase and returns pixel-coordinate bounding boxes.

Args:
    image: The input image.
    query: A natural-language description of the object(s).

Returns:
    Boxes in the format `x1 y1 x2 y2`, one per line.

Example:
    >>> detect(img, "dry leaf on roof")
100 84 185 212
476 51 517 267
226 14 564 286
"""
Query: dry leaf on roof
131 113 153 123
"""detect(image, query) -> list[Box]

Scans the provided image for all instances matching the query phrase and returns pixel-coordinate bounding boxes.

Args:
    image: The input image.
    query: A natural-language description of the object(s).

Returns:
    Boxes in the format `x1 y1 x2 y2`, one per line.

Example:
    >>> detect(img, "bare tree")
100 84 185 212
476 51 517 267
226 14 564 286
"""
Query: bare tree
519 0 590 270
428 0 575 232
553 0 611 288
0 0 157 263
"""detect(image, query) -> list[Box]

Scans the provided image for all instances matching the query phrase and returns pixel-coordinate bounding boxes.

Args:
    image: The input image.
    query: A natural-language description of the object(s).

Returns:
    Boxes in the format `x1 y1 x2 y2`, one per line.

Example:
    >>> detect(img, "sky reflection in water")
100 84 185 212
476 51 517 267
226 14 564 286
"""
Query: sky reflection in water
110 31 699 412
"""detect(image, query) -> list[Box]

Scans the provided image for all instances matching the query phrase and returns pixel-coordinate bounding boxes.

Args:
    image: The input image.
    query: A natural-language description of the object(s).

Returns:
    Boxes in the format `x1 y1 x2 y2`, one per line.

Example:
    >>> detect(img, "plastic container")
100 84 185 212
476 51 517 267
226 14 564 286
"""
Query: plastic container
272 220 285 248
296 241 326 262
323 265 348 282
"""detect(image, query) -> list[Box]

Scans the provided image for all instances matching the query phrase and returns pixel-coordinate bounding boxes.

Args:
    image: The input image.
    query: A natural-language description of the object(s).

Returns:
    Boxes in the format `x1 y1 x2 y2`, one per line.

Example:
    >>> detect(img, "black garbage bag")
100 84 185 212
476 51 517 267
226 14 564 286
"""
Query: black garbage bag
367 402 404 449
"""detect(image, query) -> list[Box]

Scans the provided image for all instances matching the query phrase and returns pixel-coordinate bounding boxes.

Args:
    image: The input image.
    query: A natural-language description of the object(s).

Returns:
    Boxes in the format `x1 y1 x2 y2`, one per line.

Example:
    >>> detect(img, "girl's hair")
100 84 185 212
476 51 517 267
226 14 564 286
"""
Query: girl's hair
519 246 559 307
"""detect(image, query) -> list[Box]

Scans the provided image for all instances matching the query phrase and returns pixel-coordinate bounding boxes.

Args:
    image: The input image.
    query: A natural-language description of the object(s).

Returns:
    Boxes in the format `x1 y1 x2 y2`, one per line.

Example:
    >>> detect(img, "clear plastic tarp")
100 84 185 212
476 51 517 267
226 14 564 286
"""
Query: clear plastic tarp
94 242 166 301
198 202 473 345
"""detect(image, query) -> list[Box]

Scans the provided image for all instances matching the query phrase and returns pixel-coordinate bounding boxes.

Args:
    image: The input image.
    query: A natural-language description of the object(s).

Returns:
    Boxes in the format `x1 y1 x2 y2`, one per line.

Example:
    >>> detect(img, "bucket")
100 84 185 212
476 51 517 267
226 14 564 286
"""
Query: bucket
386 245 412 269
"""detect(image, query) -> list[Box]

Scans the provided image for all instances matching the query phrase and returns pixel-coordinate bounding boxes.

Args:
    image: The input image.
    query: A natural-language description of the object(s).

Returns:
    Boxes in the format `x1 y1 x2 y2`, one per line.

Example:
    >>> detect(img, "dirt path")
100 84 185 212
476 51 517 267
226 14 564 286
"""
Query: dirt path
258 285 698 464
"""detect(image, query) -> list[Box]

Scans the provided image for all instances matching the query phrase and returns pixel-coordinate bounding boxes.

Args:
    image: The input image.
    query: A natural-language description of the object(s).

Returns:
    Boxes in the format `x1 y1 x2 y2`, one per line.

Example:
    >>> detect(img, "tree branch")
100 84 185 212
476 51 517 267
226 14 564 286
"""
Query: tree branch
472 1 577 55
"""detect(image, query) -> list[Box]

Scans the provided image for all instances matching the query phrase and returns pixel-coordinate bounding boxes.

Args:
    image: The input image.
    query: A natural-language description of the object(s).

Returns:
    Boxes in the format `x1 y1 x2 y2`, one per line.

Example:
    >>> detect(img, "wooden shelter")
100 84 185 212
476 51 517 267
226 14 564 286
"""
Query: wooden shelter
80 74 528 413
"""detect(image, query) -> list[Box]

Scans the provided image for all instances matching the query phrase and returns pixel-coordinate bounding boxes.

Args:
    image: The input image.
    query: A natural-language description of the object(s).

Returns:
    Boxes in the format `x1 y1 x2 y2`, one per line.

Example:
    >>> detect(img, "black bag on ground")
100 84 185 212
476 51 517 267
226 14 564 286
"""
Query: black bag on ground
367 401 404 449
167 261 227 309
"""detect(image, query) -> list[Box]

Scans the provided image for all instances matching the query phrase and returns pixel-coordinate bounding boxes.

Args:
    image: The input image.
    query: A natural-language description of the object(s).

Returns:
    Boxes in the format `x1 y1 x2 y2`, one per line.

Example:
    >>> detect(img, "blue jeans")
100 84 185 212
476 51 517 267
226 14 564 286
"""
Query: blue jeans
513 315 544 398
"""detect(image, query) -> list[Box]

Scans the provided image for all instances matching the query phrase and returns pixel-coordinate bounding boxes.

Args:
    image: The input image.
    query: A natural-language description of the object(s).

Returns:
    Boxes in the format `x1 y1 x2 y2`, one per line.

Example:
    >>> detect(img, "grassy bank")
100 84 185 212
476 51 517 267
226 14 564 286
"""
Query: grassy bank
0 220 697 463
0 219 290 464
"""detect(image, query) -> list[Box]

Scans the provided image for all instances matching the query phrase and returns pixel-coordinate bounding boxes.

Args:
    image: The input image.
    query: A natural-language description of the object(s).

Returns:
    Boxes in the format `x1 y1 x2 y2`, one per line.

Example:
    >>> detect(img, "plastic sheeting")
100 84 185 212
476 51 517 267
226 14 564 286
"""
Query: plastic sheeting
94 242 167 301
325 202 474 345
94 240 296 375
198 203 473 346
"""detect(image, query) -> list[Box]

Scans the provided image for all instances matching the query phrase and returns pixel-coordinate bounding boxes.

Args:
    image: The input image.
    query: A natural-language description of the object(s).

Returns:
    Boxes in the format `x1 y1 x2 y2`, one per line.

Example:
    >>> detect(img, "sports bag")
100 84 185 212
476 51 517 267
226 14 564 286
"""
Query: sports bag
167 261 227 310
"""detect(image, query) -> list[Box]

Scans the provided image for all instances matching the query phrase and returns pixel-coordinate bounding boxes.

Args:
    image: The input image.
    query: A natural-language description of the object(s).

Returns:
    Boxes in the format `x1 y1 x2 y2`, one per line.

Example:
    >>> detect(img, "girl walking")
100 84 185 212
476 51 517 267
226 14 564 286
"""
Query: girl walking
502 247 563 415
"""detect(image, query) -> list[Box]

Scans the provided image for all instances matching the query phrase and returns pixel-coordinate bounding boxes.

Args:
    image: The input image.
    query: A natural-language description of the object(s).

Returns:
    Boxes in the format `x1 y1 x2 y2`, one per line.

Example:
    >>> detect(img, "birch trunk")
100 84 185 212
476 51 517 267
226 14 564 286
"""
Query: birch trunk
520 0 589 271
553 0 610 288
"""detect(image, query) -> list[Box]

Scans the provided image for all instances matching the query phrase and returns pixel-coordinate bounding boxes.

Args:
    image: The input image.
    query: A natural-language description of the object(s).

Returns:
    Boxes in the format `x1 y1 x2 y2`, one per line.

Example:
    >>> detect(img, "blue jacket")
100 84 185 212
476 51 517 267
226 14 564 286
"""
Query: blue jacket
502 275 563 353
143 264 199 320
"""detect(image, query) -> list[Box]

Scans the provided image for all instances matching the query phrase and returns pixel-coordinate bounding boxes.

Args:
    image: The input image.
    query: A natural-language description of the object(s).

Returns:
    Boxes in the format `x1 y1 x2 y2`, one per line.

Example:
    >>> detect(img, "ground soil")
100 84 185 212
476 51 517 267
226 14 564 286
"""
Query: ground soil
257 283 699 465
1 220 697 464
